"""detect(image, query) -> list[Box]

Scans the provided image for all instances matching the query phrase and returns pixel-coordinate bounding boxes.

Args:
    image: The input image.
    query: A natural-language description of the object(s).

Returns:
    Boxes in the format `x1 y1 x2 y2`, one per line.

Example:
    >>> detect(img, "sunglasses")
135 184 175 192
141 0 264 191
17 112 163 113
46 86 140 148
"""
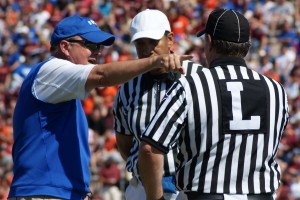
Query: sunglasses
66 39 103 52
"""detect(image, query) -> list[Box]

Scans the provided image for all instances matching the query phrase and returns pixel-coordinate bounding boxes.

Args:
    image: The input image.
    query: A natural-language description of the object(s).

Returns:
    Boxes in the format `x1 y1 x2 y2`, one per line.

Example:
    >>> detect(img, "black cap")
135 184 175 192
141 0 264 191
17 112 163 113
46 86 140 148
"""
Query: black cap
197 9 250 43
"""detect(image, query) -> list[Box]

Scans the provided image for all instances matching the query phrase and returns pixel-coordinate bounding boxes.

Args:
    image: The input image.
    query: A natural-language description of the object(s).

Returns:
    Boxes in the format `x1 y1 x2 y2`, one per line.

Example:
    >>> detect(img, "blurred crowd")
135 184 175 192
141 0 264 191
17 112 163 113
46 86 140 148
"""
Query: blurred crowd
0 0 299 199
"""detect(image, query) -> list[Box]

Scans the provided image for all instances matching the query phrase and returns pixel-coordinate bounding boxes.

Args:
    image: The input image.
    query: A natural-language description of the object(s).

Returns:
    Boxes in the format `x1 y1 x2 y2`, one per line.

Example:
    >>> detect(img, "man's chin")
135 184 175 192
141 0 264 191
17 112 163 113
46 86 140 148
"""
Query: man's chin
150 68 167 75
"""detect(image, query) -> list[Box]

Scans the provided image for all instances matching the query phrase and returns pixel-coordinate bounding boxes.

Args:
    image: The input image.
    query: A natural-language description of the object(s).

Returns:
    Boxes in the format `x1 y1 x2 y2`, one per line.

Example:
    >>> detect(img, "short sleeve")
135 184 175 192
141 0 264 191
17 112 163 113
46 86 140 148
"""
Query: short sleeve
113 87 132 136
32 58 94 104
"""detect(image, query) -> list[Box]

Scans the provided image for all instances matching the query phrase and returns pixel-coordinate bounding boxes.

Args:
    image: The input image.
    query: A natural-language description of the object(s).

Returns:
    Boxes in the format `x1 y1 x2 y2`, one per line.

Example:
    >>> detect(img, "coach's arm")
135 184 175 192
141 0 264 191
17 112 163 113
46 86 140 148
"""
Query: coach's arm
139 141 164 200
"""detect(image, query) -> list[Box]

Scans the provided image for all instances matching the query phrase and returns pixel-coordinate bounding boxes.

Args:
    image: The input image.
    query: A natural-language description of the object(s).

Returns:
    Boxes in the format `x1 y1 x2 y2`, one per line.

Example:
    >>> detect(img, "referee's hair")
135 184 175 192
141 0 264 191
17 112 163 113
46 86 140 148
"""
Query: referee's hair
211 39 251 58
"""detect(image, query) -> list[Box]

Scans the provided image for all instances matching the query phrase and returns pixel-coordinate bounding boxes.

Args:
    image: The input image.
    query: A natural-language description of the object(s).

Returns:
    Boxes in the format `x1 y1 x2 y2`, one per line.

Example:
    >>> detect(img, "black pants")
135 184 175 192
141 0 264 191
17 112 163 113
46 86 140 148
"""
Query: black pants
185 193 274 200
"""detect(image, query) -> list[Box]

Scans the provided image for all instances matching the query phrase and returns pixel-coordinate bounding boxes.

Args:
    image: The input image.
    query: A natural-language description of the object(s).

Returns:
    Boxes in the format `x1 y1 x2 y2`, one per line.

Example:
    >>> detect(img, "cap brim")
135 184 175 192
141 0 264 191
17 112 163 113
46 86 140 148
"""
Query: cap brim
196 29 206 37
131 30 165 42
81 30 115 46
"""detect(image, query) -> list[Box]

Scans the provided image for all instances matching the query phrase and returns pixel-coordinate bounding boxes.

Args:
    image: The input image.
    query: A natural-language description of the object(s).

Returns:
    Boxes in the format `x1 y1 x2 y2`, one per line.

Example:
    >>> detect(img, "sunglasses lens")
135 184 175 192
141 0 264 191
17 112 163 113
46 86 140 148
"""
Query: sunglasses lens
85 43 98 51
67 39 102 52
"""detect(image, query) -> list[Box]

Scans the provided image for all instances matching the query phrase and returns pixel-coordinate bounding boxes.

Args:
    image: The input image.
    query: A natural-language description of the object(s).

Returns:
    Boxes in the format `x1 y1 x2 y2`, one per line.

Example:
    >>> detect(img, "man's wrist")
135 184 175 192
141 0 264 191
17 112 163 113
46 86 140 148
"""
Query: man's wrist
151 55 160 69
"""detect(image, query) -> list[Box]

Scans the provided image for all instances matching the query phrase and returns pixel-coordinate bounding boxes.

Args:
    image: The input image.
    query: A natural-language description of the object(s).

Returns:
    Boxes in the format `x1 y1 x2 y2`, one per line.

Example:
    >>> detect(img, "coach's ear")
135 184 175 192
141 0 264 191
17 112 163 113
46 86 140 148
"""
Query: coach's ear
59 40 71 57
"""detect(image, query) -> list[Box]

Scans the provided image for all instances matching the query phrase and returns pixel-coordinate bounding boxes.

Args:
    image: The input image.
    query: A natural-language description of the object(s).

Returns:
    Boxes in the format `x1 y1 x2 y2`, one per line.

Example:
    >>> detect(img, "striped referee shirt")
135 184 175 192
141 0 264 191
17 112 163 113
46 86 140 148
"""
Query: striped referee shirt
113 60 203 179
141 57 289 194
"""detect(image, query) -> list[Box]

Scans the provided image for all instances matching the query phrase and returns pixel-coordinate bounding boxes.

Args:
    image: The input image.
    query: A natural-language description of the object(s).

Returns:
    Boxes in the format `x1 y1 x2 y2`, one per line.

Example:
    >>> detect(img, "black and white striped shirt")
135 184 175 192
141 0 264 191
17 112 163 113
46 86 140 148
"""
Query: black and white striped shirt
113 60 203 179
142 57 289 194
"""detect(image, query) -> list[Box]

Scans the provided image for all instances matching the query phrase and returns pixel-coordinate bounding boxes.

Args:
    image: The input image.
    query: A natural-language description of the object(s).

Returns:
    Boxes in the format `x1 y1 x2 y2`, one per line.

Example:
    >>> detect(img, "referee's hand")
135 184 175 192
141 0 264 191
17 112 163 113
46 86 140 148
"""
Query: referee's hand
154 54 193 74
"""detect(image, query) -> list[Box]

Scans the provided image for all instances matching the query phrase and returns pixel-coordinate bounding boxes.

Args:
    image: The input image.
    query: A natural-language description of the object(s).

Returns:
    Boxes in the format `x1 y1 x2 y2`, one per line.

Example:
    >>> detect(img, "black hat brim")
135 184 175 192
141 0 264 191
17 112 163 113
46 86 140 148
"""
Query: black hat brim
196 29 206 37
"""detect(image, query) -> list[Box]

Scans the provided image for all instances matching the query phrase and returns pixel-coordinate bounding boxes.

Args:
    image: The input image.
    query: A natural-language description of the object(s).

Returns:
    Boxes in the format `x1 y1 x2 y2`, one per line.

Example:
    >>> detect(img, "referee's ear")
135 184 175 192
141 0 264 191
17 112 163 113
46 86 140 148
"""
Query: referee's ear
166 31 174 49
206 34 213 51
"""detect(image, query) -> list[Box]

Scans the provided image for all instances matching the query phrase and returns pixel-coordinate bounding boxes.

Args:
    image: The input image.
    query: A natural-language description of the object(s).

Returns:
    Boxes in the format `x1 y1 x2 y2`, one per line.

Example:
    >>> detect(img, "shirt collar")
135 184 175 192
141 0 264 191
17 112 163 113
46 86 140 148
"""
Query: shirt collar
210 56 247 68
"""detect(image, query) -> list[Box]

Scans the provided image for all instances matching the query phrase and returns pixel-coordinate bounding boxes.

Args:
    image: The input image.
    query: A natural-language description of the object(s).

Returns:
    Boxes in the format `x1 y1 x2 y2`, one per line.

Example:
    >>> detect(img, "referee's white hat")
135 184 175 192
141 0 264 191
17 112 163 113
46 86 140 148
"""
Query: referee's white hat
130 9 171 42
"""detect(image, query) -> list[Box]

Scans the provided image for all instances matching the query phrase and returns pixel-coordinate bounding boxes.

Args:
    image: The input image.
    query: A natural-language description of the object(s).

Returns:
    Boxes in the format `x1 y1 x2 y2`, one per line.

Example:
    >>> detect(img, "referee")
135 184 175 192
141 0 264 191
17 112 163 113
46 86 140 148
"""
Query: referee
113 9 203 200
139 8 289 200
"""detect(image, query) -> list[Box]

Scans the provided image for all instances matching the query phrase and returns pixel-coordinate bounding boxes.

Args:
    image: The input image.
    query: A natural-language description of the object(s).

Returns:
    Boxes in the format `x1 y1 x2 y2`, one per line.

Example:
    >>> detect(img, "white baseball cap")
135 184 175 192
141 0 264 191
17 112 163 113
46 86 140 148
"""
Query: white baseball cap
130 9 171 42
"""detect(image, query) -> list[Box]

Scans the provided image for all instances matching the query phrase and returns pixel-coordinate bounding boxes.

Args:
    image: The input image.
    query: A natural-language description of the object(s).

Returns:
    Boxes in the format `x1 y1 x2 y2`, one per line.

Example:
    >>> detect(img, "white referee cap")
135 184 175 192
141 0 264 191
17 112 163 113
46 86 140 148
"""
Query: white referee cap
130 9 171 42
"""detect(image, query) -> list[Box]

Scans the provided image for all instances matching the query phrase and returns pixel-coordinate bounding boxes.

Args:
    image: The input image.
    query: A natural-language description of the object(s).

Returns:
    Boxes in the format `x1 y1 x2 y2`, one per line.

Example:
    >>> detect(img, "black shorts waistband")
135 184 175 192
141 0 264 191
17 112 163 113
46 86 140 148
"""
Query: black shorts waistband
185 192 273 200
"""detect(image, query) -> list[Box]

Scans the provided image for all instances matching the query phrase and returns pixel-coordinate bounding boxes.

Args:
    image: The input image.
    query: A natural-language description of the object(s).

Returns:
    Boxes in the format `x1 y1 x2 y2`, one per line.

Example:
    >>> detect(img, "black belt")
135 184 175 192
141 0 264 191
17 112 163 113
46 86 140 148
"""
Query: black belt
185 193 273 200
